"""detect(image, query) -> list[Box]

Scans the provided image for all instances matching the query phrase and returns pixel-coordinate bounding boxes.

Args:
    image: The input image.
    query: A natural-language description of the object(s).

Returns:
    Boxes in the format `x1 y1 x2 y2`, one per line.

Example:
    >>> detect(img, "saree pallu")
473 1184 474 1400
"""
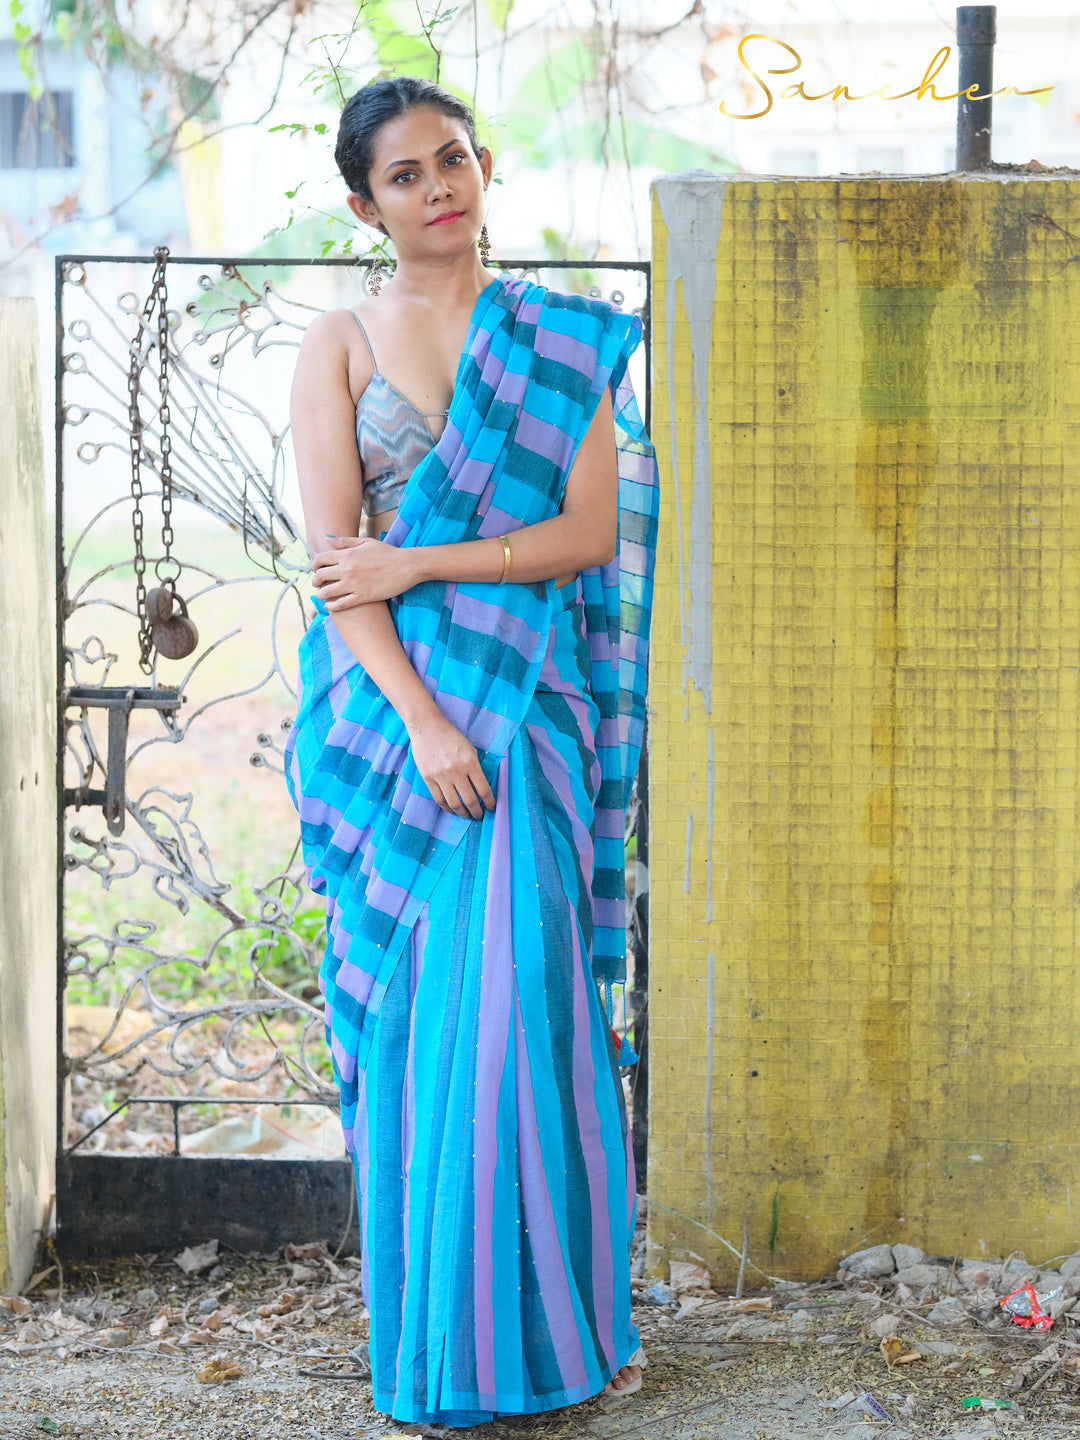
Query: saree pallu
285 273 658 1425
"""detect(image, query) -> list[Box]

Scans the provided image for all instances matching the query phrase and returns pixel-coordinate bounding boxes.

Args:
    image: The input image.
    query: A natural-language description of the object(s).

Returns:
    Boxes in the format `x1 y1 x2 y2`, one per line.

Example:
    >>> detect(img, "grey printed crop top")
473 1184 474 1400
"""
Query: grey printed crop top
350 310 449 515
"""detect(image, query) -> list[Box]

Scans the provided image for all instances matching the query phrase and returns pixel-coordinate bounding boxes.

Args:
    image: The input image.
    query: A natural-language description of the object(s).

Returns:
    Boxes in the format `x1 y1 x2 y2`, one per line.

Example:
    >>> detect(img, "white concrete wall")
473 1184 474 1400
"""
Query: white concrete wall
0 297 57 1294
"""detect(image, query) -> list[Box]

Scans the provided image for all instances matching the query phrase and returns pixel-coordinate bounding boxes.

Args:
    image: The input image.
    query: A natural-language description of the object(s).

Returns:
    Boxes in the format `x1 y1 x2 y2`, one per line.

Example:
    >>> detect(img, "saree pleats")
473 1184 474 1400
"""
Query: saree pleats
354 579 640 1426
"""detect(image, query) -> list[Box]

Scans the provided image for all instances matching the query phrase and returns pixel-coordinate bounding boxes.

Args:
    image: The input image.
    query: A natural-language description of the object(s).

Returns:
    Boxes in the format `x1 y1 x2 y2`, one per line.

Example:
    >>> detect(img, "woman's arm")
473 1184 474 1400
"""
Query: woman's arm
312 385 618 608
290 311 495 820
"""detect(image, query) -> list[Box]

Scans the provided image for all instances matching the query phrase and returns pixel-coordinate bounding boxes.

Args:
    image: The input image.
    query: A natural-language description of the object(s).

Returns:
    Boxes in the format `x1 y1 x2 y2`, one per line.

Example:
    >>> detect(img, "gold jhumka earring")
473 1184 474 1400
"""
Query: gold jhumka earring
367 254 386 297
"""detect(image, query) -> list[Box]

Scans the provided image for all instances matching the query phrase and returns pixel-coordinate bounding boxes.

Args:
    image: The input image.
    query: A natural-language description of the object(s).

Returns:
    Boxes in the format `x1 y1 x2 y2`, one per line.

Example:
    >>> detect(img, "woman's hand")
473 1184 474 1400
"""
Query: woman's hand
311 534 420 609
408 712 496 819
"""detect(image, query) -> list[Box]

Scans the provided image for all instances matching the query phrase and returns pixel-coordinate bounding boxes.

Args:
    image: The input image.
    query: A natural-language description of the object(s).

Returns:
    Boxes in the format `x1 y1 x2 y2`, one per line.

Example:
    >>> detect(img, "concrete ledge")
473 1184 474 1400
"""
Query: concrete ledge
0 296 56 1293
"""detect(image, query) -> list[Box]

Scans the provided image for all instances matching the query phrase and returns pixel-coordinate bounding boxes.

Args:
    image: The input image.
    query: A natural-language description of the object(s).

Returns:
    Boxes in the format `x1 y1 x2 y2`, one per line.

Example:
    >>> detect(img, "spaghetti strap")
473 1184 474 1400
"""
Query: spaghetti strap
348 310 378 372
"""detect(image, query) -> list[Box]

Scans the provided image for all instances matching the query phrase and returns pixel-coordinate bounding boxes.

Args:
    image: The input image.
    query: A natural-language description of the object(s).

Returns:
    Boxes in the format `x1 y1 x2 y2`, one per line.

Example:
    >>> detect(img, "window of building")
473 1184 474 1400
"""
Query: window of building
0 90 76 169
769 149 819 175
855 146 905 173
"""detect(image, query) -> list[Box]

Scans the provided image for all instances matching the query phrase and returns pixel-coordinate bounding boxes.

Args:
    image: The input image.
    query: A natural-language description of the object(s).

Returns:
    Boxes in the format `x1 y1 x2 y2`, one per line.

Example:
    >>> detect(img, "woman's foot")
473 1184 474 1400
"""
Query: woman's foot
606 1360 642 1392
598 1345 647 1406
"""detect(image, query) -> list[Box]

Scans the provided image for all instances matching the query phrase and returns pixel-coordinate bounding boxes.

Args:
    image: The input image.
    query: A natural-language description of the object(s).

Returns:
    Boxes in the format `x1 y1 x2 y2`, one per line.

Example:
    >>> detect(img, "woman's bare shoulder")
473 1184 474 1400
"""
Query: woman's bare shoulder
294 305 376 403
299 304 367 347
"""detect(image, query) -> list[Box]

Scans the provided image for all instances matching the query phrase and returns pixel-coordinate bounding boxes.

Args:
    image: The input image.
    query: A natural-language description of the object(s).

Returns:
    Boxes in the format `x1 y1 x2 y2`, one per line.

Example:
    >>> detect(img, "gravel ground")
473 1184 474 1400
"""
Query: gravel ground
2 1231 1080 1440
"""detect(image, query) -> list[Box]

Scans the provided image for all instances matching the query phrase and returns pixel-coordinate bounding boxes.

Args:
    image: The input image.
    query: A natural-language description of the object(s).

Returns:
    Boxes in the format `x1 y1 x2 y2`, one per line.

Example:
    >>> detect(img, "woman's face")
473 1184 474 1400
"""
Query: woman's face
348 104 492 258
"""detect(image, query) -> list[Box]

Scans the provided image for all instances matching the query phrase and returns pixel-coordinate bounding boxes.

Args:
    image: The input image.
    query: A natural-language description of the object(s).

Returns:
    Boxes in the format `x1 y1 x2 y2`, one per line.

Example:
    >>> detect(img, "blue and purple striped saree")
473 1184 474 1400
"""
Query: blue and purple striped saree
285 273 658 1425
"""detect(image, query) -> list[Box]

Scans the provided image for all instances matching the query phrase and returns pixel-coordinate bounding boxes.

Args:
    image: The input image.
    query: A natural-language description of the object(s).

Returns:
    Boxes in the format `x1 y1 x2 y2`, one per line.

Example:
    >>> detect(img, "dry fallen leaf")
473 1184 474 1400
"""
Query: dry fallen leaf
180 1328 217 1346
173 1240 220 1275
730 1298 771 1313
284 1241 328 1261
146 1339 182 1355
871 1313 900 1339
44 1310 90 1335
20 1269 55 1295
880 1336 921 1367
0 1296 33 1315
257 1291 299 1317
196 1356 242 1384
675 1296 708 1320
14 1322 53 1345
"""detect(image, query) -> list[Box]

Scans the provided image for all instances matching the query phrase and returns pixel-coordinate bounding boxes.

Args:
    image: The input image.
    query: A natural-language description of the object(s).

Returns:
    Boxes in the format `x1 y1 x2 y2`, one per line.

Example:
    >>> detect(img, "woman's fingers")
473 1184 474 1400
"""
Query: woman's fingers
410 719 497 818
424 771 489 819
454 783 484 820
471 769 496 811
452 769 496 818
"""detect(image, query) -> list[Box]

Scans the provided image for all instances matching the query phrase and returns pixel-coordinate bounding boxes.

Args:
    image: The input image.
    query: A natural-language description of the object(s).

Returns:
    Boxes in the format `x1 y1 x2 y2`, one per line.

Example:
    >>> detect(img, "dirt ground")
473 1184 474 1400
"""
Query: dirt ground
3 1218 1080 1440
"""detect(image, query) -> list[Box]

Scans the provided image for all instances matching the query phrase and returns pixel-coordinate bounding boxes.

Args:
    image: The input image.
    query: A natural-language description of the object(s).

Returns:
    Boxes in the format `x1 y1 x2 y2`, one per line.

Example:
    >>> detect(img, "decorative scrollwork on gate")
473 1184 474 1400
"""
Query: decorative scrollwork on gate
58 256 650 1157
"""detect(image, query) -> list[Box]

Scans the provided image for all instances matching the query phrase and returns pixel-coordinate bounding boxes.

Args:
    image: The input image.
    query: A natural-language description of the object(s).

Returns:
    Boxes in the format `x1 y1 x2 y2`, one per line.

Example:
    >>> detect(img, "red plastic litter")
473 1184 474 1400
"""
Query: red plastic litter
1000 1281 1053 1330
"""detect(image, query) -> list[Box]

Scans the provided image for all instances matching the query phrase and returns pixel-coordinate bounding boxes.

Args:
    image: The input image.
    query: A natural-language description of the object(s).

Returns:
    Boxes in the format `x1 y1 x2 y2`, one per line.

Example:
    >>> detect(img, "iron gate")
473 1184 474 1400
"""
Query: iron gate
55 253 652 1258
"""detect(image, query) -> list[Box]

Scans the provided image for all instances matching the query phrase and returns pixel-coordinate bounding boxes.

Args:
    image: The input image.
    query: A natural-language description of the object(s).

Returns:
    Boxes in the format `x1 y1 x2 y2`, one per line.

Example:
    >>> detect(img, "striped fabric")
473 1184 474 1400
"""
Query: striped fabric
285 272 659 1156
354 574 642 1423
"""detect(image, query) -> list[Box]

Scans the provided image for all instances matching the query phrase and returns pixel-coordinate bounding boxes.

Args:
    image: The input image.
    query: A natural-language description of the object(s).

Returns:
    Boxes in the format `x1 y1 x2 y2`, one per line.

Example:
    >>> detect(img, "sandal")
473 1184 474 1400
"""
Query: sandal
597 1345 647 1407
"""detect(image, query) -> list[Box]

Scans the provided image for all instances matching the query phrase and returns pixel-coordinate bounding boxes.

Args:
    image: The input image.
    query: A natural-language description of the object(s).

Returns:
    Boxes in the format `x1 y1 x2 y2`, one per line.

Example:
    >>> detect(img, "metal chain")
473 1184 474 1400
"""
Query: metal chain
126 245 174 674
154 248 177 590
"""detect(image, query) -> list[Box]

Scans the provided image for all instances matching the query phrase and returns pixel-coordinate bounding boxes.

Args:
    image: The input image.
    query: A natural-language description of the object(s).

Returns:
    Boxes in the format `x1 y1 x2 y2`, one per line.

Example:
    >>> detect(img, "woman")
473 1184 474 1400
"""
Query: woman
284 75 658 1429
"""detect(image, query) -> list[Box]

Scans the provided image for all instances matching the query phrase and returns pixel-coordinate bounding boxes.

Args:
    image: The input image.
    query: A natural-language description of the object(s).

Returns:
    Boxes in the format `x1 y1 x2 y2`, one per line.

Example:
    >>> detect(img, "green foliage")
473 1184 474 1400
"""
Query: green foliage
502 41 597 166
11 0 43 98
484 0 513 31
269 122 329 138
66 875 326 1011
264 1 509 258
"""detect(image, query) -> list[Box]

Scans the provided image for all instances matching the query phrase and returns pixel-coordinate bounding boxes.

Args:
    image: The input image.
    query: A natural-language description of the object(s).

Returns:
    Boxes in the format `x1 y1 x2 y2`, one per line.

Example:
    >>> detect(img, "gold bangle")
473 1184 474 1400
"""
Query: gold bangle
498 534 512 584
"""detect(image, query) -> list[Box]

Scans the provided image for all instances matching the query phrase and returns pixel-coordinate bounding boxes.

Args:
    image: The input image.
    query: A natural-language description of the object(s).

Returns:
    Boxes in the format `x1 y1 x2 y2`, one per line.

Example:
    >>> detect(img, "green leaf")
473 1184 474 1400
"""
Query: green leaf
34 1419 60 1436
55 12 72 42
484 0 513 29
501 41 596 164
13 19 31 39
9 0 24 16
313 123 327 135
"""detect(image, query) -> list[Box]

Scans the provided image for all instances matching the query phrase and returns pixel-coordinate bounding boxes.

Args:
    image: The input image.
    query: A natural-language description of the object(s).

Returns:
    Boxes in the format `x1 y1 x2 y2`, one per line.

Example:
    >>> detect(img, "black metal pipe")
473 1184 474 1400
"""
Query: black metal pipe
955 6 996 170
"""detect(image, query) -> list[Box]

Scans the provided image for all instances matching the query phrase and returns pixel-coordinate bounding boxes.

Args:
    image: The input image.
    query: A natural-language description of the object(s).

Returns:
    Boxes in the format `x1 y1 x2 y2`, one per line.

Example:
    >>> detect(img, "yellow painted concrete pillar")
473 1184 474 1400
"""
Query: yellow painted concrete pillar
0 298 57 1293
648 173 1080 1281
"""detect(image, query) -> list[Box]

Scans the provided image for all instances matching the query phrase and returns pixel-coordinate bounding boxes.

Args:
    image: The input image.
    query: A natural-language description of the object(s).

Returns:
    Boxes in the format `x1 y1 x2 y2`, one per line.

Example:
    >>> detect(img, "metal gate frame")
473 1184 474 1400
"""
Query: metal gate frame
54 254 651 1258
